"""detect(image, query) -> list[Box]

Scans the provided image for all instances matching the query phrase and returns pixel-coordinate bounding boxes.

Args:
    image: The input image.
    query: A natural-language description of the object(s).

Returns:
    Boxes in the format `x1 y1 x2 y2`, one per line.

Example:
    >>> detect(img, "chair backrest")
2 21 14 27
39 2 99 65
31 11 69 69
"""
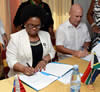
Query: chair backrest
0 43 5 79
0 43 9 79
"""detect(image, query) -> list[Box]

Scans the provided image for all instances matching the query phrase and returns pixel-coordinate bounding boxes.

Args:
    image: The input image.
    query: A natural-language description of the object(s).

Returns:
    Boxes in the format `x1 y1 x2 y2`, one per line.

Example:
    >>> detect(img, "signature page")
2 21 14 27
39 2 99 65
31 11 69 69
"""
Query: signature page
19 72 57 91
42 62 73 77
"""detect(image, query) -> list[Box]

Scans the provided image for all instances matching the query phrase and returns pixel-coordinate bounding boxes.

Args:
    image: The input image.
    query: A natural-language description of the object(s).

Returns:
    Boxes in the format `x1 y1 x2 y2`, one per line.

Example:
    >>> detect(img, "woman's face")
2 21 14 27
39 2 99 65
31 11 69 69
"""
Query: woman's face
25 17 41 37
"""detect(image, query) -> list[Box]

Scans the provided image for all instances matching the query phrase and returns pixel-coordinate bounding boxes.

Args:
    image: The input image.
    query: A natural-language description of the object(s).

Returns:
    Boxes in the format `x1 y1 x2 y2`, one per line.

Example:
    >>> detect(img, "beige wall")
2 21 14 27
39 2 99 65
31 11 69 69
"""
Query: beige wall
0 0 11 37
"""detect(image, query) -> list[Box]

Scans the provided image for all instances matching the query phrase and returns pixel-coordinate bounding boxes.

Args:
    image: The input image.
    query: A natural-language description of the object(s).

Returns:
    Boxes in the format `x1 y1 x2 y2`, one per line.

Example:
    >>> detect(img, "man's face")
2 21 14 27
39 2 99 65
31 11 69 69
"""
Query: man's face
70 9 83 27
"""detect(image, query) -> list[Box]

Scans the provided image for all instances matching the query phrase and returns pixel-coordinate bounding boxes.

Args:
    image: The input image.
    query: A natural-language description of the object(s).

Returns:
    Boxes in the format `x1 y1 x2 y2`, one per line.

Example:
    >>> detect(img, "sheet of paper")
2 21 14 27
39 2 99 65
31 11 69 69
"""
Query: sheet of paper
81 54 92 62
42 62 73 77
58 70 73 84
19 72 57 91
58 71 83 84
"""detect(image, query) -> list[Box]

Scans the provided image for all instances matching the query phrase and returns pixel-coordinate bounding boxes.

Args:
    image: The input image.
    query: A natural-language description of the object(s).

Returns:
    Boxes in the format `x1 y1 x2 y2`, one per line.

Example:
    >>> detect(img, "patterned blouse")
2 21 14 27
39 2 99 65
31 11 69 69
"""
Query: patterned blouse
94 0 100 27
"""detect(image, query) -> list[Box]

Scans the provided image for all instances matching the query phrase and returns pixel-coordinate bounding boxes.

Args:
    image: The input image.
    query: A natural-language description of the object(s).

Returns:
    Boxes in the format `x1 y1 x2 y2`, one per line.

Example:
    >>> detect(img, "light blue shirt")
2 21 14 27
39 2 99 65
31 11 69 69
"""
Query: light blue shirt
0 20 5 45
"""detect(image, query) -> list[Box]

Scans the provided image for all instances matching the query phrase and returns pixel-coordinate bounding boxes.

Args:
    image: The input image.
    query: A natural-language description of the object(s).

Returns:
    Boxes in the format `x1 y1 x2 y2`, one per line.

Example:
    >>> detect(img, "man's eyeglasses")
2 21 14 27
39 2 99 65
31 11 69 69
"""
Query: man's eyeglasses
25 24 41 29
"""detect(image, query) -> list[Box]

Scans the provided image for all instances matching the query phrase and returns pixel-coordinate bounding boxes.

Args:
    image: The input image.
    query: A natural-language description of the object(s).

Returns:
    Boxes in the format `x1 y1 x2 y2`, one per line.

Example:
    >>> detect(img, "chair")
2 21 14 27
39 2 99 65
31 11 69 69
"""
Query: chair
0 43 5 79
0 43 9 79
2 49 10 78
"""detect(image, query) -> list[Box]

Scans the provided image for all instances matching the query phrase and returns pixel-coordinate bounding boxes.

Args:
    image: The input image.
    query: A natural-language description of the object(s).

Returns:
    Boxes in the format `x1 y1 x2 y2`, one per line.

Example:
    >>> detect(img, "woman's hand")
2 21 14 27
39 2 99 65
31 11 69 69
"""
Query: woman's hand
13 63 34 76
92 25 100 33
34 60 47 73
23 66 35 76
34 55 51 73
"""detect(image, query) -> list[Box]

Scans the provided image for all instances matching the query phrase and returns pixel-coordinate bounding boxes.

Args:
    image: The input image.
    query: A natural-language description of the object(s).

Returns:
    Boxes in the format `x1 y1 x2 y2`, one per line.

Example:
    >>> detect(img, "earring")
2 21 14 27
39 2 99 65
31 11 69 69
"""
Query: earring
24 25 26 28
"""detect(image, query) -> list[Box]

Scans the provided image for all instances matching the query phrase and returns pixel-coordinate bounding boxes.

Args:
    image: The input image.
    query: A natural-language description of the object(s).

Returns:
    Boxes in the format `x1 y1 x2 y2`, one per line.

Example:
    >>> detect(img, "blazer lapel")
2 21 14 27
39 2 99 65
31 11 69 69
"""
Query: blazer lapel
38 31 48 57
20 30 32 64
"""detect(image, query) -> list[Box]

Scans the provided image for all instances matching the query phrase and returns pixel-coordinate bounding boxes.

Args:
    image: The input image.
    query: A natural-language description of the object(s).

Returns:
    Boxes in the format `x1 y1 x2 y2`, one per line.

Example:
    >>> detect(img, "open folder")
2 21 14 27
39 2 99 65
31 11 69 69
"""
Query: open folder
42 62 73 77
19 62 73 91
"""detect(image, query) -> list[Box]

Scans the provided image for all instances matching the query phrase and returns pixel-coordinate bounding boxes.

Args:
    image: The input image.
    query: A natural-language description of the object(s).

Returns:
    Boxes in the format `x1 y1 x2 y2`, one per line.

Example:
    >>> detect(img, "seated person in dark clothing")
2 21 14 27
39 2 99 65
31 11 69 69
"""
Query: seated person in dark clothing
7 5 55 77
13 0 55 45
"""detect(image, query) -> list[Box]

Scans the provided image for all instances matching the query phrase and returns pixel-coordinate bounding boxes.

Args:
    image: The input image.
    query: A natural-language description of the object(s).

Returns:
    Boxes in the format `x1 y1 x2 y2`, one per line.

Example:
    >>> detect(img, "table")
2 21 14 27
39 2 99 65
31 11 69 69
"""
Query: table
0 56 100 92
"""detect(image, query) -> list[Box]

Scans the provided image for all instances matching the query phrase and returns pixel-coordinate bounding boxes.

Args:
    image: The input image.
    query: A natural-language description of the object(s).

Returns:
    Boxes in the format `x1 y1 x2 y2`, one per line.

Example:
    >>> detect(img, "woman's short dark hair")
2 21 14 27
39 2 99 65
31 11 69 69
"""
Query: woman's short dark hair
20 5 45 26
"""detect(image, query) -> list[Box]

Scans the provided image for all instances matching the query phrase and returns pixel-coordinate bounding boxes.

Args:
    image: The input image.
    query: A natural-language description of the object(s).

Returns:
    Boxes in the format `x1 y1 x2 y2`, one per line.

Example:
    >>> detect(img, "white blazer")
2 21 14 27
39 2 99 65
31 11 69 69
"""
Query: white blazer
6 29 55 77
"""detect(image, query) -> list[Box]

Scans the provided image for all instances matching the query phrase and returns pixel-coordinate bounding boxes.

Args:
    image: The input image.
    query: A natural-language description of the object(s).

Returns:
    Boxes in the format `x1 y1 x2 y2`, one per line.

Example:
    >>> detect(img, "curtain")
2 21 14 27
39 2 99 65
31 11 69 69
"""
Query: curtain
43 0 71 30
9 0 21 33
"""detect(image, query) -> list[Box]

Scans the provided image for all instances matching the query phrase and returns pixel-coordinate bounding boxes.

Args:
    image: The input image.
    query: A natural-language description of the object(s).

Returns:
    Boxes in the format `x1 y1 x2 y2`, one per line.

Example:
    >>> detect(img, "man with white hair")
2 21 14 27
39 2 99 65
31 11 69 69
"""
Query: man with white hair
56 4 91 60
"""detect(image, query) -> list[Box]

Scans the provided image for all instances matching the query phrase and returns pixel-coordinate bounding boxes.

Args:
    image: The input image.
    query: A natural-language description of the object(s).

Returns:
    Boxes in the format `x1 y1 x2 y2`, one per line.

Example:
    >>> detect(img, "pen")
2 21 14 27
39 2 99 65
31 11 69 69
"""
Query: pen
26 63 31 67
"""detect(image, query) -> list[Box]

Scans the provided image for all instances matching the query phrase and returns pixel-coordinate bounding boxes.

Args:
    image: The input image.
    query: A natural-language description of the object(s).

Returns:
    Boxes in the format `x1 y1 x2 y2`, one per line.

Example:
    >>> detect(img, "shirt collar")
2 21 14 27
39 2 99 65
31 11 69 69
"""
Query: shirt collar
67 19 81 29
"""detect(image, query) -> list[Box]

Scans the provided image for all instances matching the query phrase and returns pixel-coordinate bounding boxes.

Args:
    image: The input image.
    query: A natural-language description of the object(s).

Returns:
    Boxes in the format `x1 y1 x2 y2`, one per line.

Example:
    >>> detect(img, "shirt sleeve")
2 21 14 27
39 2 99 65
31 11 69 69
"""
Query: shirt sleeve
6 35 18 68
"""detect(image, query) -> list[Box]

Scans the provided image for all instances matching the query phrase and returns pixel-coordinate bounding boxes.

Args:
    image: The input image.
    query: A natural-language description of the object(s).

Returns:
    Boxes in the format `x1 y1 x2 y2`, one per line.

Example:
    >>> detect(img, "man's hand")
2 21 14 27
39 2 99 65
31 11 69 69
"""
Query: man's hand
73 49 88 58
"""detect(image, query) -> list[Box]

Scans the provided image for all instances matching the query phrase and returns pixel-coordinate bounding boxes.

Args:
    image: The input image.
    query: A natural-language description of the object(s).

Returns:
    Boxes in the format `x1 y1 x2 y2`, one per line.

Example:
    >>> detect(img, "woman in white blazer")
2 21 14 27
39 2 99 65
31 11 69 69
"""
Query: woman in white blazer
6 5 55 77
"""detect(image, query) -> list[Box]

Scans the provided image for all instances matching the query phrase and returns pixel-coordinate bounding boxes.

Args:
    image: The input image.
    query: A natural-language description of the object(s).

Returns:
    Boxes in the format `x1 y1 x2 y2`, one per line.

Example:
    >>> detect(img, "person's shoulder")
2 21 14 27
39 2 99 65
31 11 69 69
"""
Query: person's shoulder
80 22 87 27
39 30 49 34
11 29 26 37
21 1 29 5
42 2 49 6
63 20 69 25
39 30 50 37
79 22 89 32
19 1 30 8
41 2 50 9
58 20 69 28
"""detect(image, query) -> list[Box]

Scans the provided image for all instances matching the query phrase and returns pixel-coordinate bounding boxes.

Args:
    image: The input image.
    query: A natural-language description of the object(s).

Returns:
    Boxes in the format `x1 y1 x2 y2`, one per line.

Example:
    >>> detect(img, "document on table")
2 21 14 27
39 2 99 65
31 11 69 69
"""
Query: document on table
19 72 57 91
19 62 73 90
81 54 92 62
58 70 73 84
58 71 83 84
42 62 73 77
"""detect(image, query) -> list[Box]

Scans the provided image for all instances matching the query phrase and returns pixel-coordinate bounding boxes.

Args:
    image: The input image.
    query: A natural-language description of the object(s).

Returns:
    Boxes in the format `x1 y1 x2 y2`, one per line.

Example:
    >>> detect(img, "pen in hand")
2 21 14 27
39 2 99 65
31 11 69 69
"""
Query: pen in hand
26 63 35 75
26 63 31 67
